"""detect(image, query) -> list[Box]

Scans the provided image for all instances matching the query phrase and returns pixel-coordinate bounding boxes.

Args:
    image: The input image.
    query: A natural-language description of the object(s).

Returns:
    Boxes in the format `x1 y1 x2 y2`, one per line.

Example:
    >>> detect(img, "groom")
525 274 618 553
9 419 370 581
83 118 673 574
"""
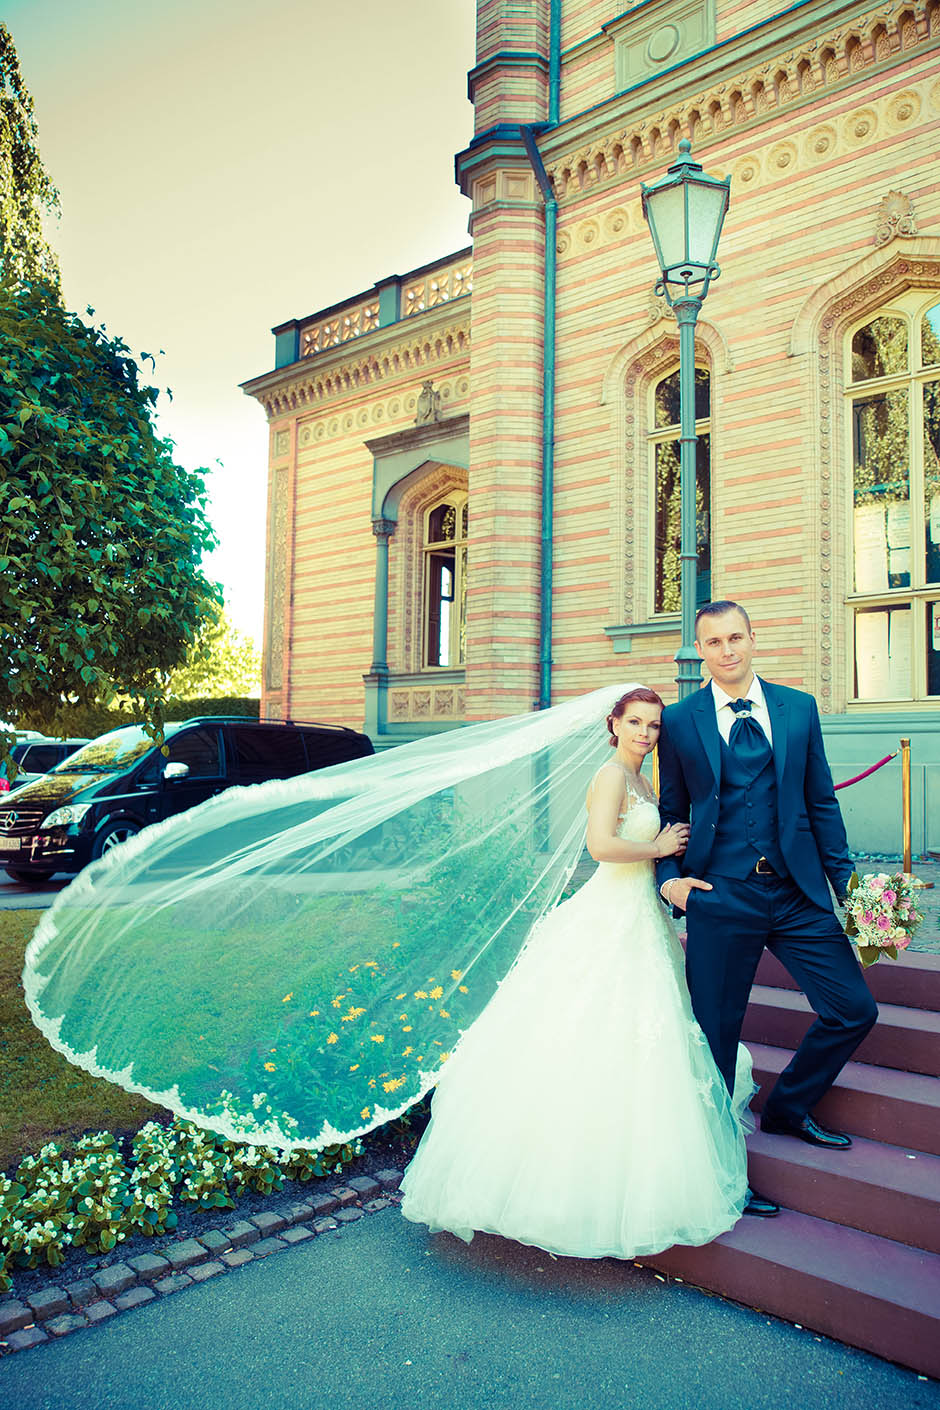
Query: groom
656 601 878 1219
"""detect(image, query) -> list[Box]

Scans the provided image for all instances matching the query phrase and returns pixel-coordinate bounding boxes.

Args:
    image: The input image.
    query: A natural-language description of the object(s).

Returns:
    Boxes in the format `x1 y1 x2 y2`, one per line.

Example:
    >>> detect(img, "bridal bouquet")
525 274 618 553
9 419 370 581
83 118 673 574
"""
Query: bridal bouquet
843 871 924 966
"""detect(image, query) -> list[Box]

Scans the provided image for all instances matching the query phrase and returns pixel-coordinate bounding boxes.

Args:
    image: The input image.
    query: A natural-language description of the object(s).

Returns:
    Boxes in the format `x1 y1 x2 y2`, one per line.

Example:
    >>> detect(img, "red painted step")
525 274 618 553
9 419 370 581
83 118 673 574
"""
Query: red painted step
747 1042 940 1155
745 1129 940 1254
639 1209 940 1379
741 985 940 1076
754 946 940 1012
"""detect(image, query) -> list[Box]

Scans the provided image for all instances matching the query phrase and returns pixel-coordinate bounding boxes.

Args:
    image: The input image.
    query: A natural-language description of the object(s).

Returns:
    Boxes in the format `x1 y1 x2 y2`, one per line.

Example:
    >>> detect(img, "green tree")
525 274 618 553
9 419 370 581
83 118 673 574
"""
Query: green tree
0 22 60 291
0 276 221 744
164 603 261 700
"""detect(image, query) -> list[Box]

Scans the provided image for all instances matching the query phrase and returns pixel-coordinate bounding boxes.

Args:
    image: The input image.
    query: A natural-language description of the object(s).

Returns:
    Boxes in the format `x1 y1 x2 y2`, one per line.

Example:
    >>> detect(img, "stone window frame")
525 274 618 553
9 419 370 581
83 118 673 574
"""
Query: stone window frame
389 465 469 675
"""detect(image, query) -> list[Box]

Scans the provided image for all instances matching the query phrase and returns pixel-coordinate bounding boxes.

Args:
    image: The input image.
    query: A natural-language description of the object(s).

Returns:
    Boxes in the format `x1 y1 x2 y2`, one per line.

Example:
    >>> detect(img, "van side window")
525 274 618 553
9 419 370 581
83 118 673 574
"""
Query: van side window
167 727 223 778
230 727 306 781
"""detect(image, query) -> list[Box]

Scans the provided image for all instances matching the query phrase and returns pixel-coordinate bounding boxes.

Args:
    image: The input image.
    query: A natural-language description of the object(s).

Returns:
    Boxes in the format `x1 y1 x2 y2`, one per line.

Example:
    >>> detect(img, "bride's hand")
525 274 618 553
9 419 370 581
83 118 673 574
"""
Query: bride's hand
655 823 689 857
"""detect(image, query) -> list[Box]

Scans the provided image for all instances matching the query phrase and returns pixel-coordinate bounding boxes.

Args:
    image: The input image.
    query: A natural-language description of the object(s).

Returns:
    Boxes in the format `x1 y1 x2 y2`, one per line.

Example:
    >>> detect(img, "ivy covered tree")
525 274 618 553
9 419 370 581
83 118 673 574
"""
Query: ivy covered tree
0 276 221 742
0 22 60 291
0 24 221 760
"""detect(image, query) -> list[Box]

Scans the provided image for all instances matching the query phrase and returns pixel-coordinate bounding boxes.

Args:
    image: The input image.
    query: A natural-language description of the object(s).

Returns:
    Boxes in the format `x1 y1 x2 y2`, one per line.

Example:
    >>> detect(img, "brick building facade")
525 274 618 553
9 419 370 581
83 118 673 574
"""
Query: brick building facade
243 0 940 852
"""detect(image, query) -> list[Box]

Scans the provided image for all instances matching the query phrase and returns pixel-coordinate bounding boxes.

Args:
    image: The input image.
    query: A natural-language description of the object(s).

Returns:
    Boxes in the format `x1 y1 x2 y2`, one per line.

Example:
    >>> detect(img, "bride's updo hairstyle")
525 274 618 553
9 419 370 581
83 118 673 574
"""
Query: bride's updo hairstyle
606 687 665 746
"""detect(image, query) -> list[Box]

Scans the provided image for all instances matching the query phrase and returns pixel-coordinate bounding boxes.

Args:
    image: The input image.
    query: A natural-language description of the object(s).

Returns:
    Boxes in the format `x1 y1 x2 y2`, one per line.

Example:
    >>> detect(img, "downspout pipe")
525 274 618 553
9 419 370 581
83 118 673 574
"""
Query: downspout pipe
521 125 557 712
549 0 560 125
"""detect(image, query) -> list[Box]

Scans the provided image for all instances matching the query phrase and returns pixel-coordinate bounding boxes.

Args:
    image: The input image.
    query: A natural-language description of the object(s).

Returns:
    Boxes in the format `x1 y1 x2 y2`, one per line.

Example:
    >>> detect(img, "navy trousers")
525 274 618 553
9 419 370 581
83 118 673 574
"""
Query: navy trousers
684 871 878 1120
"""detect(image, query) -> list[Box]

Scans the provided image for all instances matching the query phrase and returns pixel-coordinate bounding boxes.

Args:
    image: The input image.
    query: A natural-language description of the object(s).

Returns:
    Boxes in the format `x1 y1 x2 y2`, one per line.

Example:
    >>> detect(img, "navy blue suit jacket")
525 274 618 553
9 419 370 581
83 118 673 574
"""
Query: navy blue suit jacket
655 678 853 913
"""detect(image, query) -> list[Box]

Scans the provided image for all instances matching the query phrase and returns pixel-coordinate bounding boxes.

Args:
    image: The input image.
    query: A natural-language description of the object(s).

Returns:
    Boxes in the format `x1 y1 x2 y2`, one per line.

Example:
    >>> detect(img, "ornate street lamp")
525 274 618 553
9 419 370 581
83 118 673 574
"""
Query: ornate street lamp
642 138 731 699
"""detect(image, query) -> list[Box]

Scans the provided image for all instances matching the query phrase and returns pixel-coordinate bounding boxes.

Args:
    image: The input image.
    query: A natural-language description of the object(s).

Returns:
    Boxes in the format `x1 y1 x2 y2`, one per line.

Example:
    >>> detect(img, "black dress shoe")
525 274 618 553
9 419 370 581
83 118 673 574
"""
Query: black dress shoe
760 1112 852 1149
743 1187 779 1218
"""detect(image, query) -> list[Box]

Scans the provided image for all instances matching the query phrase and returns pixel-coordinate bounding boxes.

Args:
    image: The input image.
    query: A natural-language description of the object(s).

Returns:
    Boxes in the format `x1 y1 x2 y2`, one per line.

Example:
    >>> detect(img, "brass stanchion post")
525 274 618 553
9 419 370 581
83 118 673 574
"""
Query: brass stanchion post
900 737 912 874
652 743 660 798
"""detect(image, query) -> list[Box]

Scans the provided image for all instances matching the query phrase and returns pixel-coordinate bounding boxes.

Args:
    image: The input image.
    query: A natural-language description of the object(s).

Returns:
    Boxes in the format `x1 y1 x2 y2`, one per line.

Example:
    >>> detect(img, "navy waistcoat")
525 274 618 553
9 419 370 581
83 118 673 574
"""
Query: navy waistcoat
709 736 789 879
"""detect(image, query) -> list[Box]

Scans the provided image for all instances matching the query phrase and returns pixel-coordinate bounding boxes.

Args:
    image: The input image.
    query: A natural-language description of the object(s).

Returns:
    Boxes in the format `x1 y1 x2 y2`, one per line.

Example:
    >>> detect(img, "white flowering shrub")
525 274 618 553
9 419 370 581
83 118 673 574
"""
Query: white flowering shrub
0 1118 365 1290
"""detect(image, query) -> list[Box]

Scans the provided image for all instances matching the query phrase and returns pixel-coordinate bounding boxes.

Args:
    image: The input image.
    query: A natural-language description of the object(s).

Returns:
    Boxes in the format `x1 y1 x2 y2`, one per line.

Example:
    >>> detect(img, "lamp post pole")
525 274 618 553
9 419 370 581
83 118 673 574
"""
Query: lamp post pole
674 294 703 699
641 139 731 701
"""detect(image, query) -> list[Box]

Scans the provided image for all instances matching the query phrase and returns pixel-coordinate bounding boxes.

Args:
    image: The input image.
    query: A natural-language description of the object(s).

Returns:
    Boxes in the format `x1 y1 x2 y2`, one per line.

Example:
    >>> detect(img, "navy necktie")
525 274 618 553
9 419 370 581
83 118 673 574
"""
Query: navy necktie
728 699 772 770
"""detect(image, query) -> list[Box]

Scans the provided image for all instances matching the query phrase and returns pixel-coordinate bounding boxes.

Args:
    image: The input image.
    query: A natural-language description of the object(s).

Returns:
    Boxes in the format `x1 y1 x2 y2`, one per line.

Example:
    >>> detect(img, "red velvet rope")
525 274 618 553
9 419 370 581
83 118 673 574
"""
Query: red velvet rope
833 751 899 790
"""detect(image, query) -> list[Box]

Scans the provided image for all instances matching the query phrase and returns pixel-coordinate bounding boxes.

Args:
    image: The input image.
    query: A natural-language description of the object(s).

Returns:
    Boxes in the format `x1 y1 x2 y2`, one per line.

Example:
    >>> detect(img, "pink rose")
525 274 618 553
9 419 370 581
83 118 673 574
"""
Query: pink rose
882 889 897 906
863 910 874 924
895 933 911 950
876 915 890 930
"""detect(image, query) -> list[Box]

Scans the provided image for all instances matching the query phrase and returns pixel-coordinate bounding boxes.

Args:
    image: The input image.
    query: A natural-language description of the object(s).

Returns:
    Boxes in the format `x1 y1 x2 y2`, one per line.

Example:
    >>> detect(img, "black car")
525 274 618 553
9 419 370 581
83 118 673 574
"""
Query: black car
0 716 373 883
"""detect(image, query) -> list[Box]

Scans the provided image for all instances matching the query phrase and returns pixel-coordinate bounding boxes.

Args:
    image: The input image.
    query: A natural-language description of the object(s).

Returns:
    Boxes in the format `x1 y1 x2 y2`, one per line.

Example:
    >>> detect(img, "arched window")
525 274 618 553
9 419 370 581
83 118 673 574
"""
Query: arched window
649 367 711 614
423 495 468 668
847 294 940 700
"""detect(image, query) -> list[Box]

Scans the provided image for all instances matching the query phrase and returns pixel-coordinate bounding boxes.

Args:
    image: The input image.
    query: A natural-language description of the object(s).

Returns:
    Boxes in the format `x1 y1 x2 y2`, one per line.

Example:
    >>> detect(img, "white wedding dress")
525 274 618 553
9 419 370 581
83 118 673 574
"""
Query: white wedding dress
399 774 753 1260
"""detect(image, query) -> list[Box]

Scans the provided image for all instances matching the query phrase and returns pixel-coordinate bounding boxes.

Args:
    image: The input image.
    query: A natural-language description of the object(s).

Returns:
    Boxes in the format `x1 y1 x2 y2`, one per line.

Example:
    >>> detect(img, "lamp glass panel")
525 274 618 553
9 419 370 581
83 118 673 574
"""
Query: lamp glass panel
646 182 687 269
685 183 728 266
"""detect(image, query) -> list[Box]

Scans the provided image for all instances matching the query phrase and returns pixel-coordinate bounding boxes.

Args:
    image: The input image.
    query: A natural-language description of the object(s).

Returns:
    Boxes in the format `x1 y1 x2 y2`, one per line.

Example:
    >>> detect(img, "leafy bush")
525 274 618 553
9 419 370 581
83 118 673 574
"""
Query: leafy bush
0 1118 363 1291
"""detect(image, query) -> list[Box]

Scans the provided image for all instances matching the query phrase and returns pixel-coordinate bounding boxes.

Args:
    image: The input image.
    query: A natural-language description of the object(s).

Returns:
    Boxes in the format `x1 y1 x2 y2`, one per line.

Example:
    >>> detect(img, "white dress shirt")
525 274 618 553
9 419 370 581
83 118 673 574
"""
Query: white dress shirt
710 675 774 749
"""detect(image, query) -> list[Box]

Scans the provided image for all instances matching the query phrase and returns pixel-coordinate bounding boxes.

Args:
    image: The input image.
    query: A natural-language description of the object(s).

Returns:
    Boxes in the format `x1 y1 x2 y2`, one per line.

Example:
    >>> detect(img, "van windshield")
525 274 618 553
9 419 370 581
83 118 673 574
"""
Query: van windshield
52 727 156 773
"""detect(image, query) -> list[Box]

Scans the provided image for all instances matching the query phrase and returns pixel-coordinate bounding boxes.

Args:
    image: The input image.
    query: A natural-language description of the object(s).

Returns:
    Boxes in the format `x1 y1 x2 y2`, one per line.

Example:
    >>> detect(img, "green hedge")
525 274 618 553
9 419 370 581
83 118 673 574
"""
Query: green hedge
38 697 261 740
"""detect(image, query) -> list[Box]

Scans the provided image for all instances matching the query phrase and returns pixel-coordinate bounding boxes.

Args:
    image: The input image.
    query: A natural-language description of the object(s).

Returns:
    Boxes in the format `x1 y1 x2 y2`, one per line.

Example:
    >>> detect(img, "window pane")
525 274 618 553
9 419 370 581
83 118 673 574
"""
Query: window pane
851 316 908 381
654 435 710 614
852 389 910 591
460 502 468 539
926 378 940 585
230 726 305 779
927 602 940 695
167 727 222 777
427 503 457 544
854 605 911 699
922 304 940 369
426 548 456 666
654 368 709 428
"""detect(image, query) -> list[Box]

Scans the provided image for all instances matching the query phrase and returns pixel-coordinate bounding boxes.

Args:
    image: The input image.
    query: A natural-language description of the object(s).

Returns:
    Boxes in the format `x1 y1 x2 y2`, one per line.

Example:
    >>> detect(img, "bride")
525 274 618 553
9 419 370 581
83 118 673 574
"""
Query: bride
399 687 753 1259
24 680 754 1263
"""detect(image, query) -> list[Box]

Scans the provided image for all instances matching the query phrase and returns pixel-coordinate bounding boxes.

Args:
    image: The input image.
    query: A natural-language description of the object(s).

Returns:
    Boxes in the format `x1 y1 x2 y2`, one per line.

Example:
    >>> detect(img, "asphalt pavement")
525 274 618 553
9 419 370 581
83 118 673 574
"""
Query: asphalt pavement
0 1206 935 1410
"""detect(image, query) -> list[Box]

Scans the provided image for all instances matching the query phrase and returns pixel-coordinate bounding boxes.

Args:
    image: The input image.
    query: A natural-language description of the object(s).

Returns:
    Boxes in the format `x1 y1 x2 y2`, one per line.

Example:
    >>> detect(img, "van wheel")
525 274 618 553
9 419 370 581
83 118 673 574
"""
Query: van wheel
93 821 140 859
5 867 55 884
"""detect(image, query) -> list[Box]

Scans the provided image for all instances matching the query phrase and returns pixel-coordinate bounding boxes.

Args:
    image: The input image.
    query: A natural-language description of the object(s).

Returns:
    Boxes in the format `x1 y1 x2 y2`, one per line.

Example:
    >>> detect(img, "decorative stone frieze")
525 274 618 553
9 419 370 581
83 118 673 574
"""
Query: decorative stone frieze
544 0 938 203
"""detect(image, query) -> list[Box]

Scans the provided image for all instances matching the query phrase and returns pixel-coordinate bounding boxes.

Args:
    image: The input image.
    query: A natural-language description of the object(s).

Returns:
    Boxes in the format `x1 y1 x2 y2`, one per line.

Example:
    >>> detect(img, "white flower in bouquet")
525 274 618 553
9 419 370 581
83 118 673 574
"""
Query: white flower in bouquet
843 871 925 967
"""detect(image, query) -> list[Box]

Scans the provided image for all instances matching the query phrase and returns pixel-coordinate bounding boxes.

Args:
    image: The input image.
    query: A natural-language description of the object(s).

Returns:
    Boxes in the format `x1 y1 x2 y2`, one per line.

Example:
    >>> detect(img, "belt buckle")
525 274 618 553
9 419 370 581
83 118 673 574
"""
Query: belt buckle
755 857 774 876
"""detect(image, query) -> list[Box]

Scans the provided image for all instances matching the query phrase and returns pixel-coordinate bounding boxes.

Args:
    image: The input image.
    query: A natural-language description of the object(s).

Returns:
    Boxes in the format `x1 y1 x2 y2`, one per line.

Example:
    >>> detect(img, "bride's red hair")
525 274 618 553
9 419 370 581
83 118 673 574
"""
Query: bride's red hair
606 687 665 746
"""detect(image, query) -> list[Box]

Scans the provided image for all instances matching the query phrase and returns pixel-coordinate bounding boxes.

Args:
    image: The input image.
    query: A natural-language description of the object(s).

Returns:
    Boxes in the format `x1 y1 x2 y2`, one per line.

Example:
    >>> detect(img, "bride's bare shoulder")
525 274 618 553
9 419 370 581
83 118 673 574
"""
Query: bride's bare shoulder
585 760 627 811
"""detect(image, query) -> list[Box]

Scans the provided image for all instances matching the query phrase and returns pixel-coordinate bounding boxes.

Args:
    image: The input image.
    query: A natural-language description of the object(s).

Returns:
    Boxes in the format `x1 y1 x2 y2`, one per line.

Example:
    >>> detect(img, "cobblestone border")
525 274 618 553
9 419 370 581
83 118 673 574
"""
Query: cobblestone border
0 1170 403 1356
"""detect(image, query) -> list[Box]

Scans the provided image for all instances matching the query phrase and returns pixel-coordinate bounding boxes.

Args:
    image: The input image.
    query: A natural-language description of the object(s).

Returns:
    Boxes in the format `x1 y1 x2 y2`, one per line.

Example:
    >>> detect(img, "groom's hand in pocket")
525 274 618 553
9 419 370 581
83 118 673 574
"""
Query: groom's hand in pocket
662 876 712 912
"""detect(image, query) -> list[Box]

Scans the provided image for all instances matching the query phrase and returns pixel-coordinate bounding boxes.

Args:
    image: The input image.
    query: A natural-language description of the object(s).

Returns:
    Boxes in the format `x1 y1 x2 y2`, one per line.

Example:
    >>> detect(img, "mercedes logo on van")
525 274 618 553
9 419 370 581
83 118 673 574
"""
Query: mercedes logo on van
0 813 16 832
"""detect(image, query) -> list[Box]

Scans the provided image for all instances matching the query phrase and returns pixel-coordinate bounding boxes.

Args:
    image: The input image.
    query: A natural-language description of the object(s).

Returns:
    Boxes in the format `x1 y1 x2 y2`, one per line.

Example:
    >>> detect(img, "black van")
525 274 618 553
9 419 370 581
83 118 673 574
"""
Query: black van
0 716 373 883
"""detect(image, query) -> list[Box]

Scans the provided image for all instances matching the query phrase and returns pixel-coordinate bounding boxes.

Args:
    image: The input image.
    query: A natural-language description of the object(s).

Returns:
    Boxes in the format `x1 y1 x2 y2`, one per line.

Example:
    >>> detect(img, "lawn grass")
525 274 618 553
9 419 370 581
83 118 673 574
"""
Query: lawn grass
0 910 159 1173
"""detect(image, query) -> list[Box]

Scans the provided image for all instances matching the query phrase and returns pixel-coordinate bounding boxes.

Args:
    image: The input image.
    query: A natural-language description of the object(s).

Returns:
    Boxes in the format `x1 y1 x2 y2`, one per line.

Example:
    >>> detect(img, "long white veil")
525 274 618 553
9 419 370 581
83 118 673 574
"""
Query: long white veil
23 683 640 1150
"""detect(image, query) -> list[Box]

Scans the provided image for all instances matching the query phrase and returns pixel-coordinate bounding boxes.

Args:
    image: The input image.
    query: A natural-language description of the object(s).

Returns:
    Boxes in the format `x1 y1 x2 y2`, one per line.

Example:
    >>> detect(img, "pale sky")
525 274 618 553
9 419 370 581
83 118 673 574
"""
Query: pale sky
6 0 476 643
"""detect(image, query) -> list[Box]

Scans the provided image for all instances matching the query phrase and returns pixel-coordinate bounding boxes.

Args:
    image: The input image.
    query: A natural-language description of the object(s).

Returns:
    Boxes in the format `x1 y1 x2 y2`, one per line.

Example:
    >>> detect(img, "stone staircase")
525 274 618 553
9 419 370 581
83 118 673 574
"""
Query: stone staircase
639 948 940 1379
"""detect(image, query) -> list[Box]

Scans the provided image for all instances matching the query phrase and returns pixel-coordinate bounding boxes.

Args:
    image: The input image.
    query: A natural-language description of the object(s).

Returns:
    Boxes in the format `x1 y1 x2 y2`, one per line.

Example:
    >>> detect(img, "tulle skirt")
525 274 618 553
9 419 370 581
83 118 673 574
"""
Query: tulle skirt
399 860 753 1260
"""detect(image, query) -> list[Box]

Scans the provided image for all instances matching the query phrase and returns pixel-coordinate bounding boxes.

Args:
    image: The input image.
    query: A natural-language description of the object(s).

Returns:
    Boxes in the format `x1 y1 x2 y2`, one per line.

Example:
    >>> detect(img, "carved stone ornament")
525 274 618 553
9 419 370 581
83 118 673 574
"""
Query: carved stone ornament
647 289 671 325
874 190 918 247
415 379 443 425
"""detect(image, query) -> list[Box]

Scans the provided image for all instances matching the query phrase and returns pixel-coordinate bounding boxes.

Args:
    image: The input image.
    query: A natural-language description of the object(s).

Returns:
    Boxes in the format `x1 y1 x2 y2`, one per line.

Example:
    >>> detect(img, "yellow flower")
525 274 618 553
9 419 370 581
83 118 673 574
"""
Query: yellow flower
349 964 360 972
364 961 379 968
416 1055 423 1063
458 986 468 994
398 1013 408 1021
414 990 428 999
429 986 444 1000
327 1033 339 1045
368 1078 376 1088
383 1077 405 1093
391 941 401 948
396 993 407 1000
402 1025 413 1032
439 1009 450 1018
402 1046 413 1056
309 1010 320 1017
349 1064 360 1072
282 993 293 1003
451 970 463 980
370 1034 385 1044
331 997 342 1009
264 1062 276 1071
361 1106 371 1120
439 1052 450 1063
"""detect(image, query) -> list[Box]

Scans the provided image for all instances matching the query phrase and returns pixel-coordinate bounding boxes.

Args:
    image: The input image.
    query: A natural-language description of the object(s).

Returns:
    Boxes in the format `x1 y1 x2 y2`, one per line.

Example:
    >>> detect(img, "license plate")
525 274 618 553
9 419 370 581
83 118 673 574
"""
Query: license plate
0 837 21 852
